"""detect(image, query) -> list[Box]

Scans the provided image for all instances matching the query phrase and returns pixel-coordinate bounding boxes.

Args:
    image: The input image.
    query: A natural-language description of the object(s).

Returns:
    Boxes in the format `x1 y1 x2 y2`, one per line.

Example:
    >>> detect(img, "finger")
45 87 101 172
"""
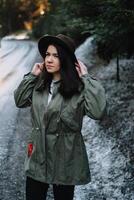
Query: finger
76 66 79 72
76 66 81 74
76 67 82 77
77 60 86 68
38 64 43 71
76 65 82 72
75 62 81 70
41 62 45 70
75 62 79 66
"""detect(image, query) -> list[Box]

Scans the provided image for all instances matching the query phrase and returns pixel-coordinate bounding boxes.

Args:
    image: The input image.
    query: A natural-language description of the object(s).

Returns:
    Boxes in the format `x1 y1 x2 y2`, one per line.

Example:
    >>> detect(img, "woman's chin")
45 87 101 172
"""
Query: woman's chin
46 69 55 73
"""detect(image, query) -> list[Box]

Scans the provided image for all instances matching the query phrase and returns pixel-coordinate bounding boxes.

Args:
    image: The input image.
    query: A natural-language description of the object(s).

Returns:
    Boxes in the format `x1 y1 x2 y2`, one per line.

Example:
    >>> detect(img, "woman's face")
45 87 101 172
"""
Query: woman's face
44 45 61 75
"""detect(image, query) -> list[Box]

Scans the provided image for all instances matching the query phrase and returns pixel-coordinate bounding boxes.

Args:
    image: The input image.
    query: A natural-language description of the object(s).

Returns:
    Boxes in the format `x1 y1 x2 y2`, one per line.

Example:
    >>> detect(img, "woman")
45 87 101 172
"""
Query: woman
14 34 106 200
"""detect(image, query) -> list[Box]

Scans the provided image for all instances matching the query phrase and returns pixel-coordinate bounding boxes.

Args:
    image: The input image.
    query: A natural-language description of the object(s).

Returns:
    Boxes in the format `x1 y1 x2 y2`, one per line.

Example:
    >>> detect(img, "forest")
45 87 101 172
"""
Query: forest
0 0 134 61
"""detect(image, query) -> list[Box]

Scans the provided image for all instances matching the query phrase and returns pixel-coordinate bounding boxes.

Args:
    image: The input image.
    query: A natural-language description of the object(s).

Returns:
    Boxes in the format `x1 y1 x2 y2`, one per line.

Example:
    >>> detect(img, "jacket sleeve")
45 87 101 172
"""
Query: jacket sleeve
81 74 106 120
14 72 38 108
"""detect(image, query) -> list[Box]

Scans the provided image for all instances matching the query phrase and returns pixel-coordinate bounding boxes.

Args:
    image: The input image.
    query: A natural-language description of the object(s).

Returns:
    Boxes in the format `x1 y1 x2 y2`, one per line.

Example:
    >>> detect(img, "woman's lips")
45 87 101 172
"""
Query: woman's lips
46 65 53 68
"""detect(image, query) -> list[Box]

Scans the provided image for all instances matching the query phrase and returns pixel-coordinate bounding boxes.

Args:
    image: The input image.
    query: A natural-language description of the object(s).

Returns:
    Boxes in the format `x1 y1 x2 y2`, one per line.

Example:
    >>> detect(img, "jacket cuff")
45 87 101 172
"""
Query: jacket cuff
23 72 38 80
81 73 97 82
81 73 89 78
81 73 91 83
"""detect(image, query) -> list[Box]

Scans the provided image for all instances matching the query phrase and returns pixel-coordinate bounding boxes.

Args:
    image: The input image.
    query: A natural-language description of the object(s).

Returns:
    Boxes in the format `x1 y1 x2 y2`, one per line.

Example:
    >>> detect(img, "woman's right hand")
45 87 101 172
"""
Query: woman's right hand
31 63 44 76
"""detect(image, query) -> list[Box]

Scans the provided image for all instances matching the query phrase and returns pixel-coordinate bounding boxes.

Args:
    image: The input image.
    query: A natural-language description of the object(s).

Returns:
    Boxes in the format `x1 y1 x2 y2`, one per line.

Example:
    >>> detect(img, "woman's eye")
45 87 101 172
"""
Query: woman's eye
45 53 59 58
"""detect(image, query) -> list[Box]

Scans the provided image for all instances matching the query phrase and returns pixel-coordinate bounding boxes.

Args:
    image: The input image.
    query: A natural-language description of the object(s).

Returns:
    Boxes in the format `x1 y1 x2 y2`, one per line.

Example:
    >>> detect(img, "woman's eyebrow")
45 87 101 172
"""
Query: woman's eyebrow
53 53 58 56
46 51 58 55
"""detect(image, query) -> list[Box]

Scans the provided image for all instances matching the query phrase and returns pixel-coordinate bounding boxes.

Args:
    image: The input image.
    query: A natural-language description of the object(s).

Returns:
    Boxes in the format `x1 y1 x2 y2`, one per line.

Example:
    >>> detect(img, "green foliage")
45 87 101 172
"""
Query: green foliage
91 0 134 59
0 0 49 37
31 0 134 59
0 0 22 36
32 0 92 43
1 0 134 60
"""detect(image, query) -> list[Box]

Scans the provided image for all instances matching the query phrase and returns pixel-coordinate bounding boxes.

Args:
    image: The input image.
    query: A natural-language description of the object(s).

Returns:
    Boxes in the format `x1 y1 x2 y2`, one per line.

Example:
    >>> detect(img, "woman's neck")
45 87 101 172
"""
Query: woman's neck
52 72 61 81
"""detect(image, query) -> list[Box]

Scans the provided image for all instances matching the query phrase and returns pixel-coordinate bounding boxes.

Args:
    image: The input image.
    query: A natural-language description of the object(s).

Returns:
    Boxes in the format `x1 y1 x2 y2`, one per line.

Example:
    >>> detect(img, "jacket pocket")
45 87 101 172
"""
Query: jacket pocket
24 141 36 173
60 96 84 132
60 115 79 132
27 143 34 157
60 108 81 132
33 128 45 164
25 128 45 168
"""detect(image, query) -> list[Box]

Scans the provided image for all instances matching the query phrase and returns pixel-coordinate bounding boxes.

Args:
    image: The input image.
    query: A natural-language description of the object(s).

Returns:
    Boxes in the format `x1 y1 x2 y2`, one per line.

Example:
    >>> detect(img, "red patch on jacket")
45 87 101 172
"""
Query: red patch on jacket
28 143 33 157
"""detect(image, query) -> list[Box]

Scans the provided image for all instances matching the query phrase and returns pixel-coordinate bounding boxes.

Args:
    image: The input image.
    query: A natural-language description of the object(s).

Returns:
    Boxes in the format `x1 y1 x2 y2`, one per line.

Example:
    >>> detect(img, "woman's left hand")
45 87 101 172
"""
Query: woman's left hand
75 60 88 77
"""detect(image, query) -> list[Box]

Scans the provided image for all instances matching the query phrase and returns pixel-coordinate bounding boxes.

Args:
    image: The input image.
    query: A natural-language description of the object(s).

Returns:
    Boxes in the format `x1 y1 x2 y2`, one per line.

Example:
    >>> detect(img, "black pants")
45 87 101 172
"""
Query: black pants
26 177 75 200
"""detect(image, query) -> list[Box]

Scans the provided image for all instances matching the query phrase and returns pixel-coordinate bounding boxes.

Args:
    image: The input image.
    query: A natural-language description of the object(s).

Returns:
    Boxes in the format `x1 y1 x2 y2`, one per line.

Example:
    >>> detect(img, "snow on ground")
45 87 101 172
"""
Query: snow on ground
74 58 134 200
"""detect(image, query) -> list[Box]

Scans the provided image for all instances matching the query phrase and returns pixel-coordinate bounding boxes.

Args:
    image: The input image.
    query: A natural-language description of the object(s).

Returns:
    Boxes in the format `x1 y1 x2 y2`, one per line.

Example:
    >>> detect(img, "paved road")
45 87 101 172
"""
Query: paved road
0 39 40 161
0 39 41 200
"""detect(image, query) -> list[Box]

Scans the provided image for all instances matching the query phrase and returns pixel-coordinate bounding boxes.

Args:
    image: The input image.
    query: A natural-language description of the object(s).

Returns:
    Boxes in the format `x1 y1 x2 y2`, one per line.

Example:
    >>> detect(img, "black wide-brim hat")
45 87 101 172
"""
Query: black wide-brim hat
38 34 77 62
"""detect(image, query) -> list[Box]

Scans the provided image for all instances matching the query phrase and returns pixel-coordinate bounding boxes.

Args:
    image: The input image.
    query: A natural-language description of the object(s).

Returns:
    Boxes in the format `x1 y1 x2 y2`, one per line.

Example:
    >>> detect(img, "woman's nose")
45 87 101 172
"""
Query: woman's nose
47 55 53 62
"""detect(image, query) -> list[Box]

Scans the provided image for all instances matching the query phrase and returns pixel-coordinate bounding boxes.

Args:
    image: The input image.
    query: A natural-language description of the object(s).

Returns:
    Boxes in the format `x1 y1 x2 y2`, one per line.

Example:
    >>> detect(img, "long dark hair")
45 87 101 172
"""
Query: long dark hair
37 43 84 98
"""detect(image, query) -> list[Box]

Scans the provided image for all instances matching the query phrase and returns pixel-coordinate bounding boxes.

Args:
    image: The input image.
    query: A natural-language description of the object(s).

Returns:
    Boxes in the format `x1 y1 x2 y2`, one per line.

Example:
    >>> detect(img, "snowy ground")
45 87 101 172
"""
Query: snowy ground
0 38 133 200
74 59 134 200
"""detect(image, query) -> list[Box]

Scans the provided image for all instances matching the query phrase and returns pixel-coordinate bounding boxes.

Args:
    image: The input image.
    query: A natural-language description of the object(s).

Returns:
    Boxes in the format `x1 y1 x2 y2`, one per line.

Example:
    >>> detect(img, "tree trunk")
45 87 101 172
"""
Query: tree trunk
116 56 120 82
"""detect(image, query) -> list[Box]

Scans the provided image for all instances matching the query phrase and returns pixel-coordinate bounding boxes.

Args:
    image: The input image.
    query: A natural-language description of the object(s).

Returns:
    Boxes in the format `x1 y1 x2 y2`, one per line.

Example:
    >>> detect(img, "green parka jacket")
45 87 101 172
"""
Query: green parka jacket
14 72 106 185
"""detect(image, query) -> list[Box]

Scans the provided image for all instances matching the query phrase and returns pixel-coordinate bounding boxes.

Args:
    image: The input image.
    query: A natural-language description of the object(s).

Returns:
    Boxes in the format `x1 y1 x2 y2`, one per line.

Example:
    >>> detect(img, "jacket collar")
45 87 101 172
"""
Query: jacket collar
35 74 61 91
35 74 83 92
